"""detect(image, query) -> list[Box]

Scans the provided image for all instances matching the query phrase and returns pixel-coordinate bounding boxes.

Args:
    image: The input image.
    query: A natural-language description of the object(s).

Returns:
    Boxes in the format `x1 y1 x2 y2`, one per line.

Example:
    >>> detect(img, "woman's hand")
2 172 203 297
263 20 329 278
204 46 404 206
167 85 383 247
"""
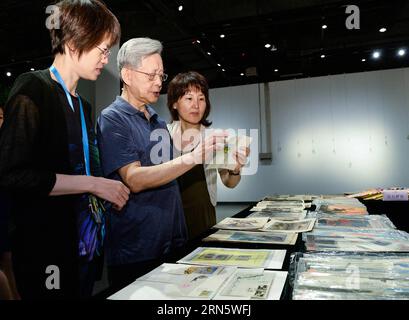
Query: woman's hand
232 146 250 174
91 177 130 211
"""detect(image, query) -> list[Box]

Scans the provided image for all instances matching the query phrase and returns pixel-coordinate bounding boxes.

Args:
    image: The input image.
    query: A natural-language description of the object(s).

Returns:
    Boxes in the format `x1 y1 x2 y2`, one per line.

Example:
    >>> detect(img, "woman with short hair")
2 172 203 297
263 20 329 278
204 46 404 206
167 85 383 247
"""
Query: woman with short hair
167 71 249 240
0 0 129 299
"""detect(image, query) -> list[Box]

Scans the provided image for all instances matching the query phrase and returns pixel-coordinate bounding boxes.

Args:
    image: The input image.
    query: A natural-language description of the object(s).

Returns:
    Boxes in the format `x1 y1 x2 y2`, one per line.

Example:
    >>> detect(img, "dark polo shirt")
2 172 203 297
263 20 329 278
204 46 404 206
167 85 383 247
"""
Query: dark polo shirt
97 96 187 266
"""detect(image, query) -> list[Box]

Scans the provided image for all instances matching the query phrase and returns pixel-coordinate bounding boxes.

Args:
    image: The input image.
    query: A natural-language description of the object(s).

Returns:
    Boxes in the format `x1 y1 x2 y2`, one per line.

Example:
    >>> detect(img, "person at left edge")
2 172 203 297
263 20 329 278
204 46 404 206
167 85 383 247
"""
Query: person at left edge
0 0 129 299
0 104 20 300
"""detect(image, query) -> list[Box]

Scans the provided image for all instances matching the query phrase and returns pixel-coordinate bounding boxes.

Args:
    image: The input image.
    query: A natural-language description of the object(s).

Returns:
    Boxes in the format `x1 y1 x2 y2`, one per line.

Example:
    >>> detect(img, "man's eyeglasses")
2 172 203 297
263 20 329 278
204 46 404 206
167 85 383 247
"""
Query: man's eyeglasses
132 69 168 82
96 46 111 58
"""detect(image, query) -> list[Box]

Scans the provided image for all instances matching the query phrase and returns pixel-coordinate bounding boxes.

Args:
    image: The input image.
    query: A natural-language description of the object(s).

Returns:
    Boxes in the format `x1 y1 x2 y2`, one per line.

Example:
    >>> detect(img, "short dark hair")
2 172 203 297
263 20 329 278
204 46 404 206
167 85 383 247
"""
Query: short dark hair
49 0 121 58
167 71 212 127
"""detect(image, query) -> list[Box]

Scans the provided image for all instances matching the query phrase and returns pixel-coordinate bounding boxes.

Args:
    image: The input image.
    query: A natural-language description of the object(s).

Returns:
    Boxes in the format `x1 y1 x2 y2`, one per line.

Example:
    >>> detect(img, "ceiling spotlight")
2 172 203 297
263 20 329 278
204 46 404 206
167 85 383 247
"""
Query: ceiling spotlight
320 54 326 58
240 73 244 76
6 72 11 77
372 50 381 59
379 27 387 33
217 63 221 67
322 24 328 29
270 45 278 52
30 67 35 71
361 58 366 62
222 68 226 72
178 5 183 11
274 69 279 72
207 52 211 55
398 49 406 57
264 43 271 48
220 34 225 38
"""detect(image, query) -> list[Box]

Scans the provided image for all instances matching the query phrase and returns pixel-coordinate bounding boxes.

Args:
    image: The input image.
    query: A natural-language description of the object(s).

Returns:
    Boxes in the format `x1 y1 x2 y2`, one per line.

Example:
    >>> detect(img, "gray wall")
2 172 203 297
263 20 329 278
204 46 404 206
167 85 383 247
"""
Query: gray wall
155 67 409 201
77 44 120 122
95 44 120 117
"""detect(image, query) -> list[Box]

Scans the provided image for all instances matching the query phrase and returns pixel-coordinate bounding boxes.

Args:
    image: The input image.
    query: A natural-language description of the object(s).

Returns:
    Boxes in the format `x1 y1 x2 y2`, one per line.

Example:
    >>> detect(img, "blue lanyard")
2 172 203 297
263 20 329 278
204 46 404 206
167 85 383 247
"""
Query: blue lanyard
50 65 91 176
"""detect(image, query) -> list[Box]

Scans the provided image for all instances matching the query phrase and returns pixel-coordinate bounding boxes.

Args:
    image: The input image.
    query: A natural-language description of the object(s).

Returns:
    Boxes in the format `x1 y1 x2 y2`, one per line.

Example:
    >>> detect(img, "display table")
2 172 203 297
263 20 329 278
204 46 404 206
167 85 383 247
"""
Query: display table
95 203 303 300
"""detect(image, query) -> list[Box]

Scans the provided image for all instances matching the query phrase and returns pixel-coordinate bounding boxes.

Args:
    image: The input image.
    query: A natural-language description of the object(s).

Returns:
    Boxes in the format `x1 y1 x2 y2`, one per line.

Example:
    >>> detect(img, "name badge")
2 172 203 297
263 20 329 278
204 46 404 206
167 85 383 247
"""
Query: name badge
383 190 408 201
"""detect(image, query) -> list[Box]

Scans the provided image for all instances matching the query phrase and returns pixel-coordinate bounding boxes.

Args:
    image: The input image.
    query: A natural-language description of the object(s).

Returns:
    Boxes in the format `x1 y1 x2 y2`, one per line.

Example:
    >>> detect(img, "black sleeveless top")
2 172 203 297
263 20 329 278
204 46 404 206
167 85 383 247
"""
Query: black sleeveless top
178 164 216 240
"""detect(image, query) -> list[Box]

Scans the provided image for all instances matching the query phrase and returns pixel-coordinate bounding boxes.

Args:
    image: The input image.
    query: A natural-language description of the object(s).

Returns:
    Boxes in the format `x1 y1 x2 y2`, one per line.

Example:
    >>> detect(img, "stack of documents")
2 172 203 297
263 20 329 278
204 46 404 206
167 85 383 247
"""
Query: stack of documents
213 217 316 233
177 247 286 269
303 227 409 252
203 230 298 245
292 252 409 300
248 196 311 221
109 246 289 300
303 210 409 252
312 197 368 215
206 216 316 245
309 214 396 230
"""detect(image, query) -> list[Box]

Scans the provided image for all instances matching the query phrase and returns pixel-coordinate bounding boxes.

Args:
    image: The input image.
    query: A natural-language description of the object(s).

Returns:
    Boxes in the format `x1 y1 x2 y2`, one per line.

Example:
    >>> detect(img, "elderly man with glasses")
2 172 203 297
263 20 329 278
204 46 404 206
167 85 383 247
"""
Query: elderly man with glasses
97 38 226 291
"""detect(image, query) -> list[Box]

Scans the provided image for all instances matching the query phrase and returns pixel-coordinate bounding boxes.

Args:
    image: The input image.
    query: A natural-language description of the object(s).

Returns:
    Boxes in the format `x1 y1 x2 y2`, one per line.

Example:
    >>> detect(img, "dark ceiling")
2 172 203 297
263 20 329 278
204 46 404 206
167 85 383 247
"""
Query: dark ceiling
1 0 409 93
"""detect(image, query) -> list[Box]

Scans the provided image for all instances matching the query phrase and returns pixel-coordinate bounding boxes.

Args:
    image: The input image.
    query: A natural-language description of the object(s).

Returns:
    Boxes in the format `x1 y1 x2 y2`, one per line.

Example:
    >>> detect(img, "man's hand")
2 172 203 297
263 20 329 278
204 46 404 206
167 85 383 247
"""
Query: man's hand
191 130 228 164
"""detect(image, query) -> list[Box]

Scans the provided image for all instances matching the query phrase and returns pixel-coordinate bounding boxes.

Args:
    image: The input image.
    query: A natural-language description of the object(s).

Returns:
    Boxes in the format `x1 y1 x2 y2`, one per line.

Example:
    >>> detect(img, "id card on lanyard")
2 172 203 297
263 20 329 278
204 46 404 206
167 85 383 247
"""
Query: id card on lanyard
50 65 104 224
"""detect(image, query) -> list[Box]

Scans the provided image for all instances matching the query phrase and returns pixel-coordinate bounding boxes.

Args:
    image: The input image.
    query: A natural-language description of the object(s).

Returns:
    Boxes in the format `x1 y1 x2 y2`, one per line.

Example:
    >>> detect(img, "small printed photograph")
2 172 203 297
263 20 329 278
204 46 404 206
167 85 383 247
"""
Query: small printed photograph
184 266 218 275
230 232 287 242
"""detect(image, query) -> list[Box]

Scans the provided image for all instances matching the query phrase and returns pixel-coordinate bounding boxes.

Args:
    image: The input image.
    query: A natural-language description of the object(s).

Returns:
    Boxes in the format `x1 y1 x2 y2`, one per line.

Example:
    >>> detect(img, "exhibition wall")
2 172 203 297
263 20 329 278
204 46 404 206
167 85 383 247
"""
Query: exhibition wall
154 67 409 201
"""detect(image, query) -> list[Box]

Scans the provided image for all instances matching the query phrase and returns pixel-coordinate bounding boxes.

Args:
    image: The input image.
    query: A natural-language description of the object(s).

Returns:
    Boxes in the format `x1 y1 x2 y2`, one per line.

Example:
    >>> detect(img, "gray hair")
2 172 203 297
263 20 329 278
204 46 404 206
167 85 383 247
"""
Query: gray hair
117 38 163 77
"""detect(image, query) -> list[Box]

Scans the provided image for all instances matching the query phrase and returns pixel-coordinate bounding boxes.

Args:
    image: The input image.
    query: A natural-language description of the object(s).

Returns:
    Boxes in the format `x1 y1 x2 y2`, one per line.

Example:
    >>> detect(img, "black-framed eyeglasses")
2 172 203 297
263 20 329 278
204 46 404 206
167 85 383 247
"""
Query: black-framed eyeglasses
132 69 168 82
96 46 111 58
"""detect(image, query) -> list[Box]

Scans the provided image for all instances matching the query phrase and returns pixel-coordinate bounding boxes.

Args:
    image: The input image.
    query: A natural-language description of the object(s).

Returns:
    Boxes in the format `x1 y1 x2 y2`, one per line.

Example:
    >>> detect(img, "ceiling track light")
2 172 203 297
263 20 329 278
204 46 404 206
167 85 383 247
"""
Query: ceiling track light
178 5 183 12
379 27 387 33
264 43 271 49
220 34 225 38
372 50 381 59
322 24 328 29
